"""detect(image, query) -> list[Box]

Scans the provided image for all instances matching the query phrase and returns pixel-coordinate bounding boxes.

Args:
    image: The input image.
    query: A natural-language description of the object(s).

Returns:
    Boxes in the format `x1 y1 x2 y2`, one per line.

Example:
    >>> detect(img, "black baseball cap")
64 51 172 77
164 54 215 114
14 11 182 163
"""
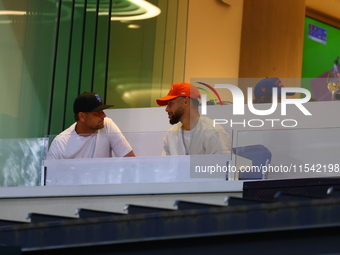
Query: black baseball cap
73 92 113 114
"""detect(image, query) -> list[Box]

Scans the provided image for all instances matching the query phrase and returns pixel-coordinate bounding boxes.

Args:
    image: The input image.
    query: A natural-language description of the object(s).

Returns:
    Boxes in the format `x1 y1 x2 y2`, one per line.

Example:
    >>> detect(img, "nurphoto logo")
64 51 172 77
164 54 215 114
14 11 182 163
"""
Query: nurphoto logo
196 82 312 128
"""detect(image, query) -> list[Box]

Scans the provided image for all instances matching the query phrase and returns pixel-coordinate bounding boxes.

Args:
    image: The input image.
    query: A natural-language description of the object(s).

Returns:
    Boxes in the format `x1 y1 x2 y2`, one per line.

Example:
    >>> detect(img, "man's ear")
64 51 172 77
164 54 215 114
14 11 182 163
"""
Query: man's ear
78 112 86 122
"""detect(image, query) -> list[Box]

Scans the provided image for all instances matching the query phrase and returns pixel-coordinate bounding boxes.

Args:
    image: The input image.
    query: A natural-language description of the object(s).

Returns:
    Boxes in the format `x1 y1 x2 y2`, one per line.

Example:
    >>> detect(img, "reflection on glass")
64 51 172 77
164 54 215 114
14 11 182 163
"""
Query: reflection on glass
106 0 187 108
109 0 161 21
236 128 340 180
0 138 47 187
0 0 56 139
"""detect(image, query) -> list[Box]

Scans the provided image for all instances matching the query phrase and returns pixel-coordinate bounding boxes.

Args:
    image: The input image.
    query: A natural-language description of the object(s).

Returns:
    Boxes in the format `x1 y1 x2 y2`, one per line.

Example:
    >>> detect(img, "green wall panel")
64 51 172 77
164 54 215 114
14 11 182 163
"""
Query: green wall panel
49 0 73 135
93 13 111 97
79 4 97 92
49 0 112 134
301 17 340 96
64 0 86 129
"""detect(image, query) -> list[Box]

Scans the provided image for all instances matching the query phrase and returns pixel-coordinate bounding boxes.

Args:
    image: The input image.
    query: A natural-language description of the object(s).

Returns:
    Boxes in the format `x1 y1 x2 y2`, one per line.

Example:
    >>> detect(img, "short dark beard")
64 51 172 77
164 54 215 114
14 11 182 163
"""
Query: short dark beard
169 107 184 125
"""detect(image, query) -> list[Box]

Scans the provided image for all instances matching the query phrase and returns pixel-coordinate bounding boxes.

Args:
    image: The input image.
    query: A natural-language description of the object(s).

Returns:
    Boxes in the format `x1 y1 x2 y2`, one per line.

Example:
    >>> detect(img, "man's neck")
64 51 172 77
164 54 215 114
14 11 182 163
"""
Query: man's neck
75 123 97 136
181 112 200 131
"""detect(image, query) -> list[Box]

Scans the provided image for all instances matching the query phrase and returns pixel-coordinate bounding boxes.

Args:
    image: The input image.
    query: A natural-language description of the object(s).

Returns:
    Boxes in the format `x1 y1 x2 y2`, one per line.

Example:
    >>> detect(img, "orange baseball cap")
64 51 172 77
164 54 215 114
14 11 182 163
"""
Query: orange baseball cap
156 82 201 106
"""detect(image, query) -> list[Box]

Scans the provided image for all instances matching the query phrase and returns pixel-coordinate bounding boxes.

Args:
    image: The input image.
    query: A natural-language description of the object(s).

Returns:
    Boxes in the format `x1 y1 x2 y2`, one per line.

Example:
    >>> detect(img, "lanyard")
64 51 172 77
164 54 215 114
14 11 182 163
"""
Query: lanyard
181 128 190 155
181 125 196 155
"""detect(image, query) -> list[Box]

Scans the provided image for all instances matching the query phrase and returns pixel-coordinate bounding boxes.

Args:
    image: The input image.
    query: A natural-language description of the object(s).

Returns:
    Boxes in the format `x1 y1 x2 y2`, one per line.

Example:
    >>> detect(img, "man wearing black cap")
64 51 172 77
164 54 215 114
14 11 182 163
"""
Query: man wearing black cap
46 92 135 159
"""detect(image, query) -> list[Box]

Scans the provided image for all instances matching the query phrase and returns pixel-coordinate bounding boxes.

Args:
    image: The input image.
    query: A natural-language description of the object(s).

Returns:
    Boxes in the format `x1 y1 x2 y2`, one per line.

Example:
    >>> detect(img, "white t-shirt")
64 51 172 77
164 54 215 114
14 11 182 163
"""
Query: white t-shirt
46 117 132 159
162 116 231 155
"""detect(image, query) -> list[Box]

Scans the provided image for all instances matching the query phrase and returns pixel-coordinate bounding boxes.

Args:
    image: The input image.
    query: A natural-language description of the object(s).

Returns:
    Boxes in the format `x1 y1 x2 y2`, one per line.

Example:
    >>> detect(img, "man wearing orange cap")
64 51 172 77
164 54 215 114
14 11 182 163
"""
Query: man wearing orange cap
156 82 231 155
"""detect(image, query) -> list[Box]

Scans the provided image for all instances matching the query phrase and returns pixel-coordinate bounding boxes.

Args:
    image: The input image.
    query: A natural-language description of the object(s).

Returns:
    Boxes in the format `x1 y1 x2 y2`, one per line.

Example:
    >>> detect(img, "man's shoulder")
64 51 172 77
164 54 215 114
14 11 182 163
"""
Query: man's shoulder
198 116 229 135
198 116 216 129
164 123 182 138
103 117 117 126
104 116 113 122
53 123 76 141
100 117 122 135
167 123 182 132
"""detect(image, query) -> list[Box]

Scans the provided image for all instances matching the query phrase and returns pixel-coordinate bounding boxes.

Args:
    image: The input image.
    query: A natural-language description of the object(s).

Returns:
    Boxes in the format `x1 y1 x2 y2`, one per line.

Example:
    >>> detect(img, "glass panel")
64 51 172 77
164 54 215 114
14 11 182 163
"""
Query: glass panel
106 0 188 108
46 130 233 158
44 130 233 185
79 0 98 91
44 154 232 186
50 0 74 134
64 0 87 126
0 0 56 139
93 0 111 95
0 138 48 187
48 0 187 134
236 128 340 180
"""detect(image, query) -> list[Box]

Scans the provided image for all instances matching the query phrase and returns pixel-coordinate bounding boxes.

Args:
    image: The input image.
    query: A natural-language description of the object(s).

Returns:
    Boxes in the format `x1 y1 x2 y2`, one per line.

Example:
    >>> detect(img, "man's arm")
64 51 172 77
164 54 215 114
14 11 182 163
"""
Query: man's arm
46 140 62 160
124 150 135 157
104 118 135 157
205 130 231 154
162 132 171 156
